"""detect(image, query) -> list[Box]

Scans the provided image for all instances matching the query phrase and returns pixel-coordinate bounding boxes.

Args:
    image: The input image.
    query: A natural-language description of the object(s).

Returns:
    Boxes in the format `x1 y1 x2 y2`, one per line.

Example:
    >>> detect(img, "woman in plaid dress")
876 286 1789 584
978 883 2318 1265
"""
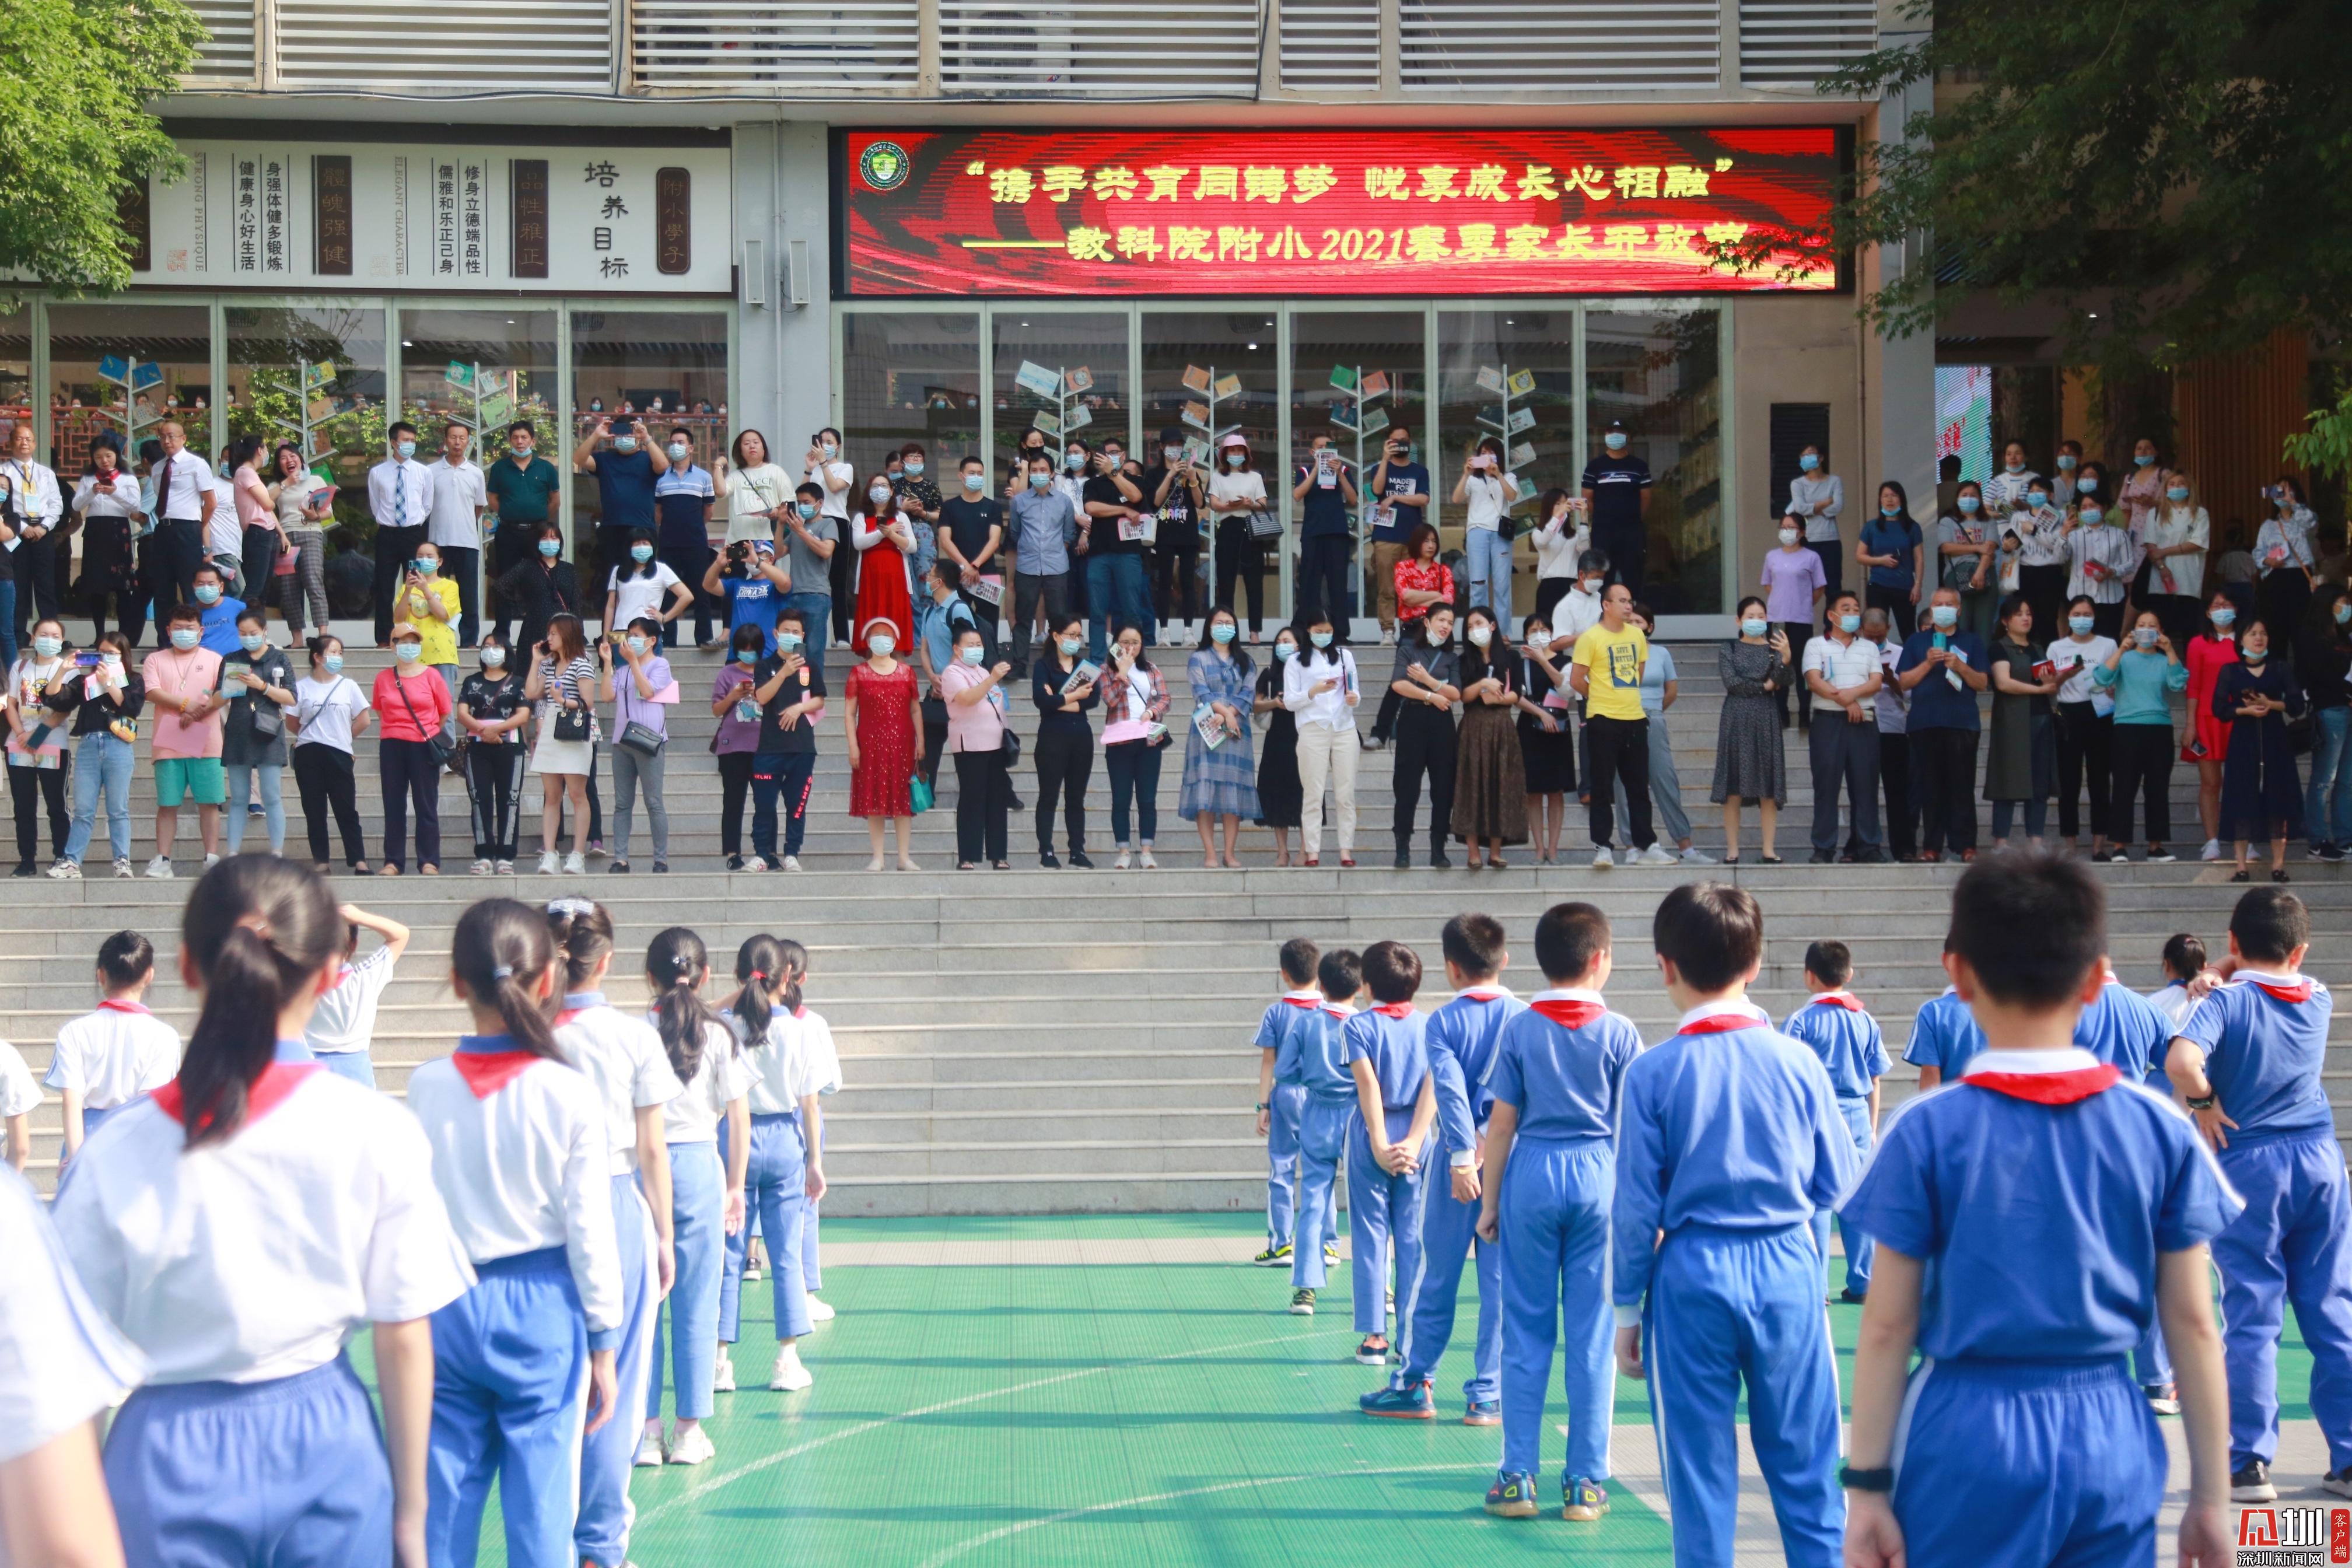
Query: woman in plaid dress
1182 606 1259 866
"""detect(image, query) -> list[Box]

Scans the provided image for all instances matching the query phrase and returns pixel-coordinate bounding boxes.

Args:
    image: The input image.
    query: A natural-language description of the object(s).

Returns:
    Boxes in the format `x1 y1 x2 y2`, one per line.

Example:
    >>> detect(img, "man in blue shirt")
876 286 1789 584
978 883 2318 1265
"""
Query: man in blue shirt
188 564 244 656
1292 434 1358 640
1895 586 1990 858
1366 428 1430 644
2168 886 2352 1503
1841 850 2235 1568
1579 419 1653 597
572 414 666 597
1780 939 1887 1303
653 426 717 648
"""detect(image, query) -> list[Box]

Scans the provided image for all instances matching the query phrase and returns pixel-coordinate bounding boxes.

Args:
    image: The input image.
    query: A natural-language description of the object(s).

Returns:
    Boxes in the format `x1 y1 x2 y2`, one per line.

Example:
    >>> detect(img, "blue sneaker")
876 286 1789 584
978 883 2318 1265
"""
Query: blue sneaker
1463 1398 1501 1427
1358 1381 1434 1420
1563 1476 1610 1522
1485 1470 1539 1518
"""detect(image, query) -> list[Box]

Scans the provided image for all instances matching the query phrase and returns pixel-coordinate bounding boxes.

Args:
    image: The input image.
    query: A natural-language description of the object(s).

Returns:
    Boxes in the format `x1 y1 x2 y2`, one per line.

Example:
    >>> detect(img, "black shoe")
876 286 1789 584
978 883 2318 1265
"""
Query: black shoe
652 861 668 874
2232 1460 2277 1503
1394 852 1413 870
1838 1287 1867 1305
1040 850 1062 869
609 860 630 874
9 862 32 878
1069 851 1095 869
1809 848 1835 864
726 854 746 872
1007 794 1026 811
1429 851 1452 870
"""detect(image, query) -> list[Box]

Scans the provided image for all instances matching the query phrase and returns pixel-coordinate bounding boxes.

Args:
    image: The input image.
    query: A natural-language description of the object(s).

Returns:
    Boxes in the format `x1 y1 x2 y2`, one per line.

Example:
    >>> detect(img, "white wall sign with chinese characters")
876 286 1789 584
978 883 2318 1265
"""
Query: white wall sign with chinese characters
131 138 733 293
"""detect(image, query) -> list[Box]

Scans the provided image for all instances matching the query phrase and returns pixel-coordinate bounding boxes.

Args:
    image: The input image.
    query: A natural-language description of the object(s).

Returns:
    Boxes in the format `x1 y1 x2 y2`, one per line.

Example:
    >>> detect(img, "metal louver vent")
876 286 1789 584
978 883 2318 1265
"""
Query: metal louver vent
1737 0 1875 83
939 0 1262 96
1279 0 1378 92
1401 0 1721 90
632 1 921 89
274 0 614 89
183 0 258 84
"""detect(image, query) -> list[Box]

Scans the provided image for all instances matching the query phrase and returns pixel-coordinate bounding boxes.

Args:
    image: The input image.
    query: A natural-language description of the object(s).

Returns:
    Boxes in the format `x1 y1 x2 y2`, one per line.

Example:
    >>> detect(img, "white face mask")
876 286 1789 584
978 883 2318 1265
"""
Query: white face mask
1779 528 1799 546
868 634 895 657
1427 624 1449 646
1467 626 1492 648
1525 631 1550 650
482 648 506 668
870 489 893 508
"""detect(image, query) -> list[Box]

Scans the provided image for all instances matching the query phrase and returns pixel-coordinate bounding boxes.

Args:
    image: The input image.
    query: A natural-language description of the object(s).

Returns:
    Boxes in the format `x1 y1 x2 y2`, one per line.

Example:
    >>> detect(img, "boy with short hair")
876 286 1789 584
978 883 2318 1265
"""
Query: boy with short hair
1613 882 1854 1568
2167 886 2352 1502
1475 902 1643 1522
1254 936 1336 1269
1362 914 1523 1423
1901 933 1987 1088
1287 949 1364 1317
1781 939 1887 1304
1842 850 2235 1567
1342 940 1437 1366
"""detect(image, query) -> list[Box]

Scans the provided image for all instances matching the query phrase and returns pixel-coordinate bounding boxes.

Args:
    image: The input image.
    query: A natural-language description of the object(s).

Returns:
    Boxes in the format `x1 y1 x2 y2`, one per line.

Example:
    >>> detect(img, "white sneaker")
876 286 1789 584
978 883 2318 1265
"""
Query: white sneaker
114 858 136 878
46 859 80 880
634 1429 666 1468
1140 848 1158 869
1680 846 1717 864
469 858 492 876
667 1425 716 1465
1114 849 1132 870
562 851 586 874
144 855 174 880
1380 628 1396 645
768 1348 814 1392
203 853 220 869
537 850 560 874
1639 844 1677 866
2200 838 2223 862
712 1346 737 1392
804 1294 836 1323
782 855 803 873
1591 846 1614 870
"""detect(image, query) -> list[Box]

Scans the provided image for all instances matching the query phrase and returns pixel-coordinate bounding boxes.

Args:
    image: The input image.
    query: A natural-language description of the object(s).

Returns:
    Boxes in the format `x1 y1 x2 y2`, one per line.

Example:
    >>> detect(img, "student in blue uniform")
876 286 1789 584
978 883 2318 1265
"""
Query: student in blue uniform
1780 940 1887 1304
2134 936 2208 1417
1840 849 2236 1568
1474 901 1644 1522
1901 933 1987 1087
1362 914 1524 1423
2073 958 2172 1082
1254 936 1336 1269
1343 940 1438 1367
1287 949 1364 1317
2168 886 2352 1503
1612 881 1854 1568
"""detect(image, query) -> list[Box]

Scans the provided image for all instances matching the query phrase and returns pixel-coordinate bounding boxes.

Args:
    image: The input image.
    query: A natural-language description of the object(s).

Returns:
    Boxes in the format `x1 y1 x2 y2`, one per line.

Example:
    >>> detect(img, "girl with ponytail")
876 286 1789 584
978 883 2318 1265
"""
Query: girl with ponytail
48 858 471 1568
542 895 679 1568
406 897 624 1568
639 927 750 1467
713 935 830 1395
773 939 846 1323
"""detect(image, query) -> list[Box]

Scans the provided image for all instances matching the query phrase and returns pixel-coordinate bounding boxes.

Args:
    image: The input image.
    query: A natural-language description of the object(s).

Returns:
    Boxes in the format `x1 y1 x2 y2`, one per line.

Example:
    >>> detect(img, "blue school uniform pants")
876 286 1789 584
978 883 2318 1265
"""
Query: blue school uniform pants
1645 1224 1844 1568
1290 1095 1355 1291
2211 1132 2352 1471
1347 1108 1433 1337
1397 1144 1503 1405
106 1353 393 1568
804 1116 825 1292
1498 1138 1615 1481
1267 1082 1336 1252
1810 1098 1874 1297
576 1172 658 1568
1892 1358 2162 1568
651 1141 725 1423
314 1048 376 1087
427 1247 594 1568
721 1112 813 1343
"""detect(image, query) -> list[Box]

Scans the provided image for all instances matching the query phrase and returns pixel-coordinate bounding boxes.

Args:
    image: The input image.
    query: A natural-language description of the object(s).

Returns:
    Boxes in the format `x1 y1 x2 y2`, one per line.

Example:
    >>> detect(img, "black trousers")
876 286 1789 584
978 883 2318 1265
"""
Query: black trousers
1034 725 1091 855
2108 722 2174 845
239 527 281 622
2086 598 2126 643
955 746 1013 864
1214 519 1265 634
379 736 442 871
1804 538 1843 604
1533 576 1572 629
293 743 367 868
9 762 68 864
464 740 523 860
921 696 949 788
1012 570 1071 672
1154 542 1200 628
2053 701 2113 841
657 542 712 646
2146 592 2202 653
1808 717 1882 852
1392 705 1457 856
1776 621 1815 730
489 524 541 642
1911 727 1980 855
1296 535 1350 634
441 544 482 648
1864 583 1916 638
372 524 427 642
1584 713 1654 850
2018 564 2067 647
719 750 755 859
12 540 58 640
1880 726 1916 858
154 520 205 615
1594 526 1644 600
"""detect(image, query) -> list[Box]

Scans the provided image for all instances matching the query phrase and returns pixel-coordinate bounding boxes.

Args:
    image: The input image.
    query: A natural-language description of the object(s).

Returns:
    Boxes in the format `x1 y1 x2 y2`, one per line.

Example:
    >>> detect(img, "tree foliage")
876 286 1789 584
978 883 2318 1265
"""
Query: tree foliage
0 0 203 295
1717 0 2352 370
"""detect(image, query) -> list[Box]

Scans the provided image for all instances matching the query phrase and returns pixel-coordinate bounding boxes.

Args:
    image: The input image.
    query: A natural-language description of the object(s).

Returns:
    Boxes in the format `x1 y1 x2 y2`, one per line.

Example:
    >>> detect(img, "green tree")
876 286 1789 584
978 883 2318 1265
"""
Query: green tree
1716 0 2352 370
0 0 203 295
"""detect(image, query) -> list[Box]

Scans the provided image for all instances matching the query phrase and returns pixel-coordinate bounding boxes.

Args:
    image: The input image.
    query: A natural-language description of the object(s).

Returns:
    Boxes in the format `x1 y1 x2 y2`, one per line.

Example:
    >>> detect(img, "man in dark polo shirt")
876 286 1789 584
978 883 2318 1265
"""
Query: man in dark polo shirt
1580 418 1654 598
1080 436 1151 661
484 420 561 644
1292 432 1359 638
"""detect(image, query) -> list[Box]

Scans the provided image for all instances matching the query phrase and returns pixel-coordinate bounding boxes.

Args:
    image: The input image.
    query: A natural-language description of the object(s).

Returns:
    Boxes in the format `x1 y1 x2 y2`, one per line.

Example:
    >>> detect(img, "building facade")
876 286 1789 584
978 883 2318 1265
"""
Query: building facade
2 0 1933 632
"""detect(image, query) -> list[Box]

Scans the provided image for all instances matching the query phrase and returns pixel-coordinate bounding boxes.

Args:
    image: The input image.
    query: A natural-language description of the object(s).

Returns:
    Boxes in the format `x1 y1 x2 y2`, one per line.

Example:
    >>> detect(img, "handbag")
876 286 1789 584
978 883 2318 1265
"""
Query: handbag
392 673 454 769
617 720 665 757
1247 506 1284 542
909 769 933 815
547 660 592 741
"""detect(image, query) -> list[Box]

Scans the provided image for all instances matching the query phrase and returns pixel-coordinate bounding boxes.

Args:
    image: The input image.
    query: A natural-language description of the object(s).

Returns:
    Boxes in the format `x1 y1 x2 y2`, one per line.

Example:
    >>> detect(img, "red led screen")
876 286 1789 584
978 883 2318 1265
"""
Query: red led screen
837 127 1844 298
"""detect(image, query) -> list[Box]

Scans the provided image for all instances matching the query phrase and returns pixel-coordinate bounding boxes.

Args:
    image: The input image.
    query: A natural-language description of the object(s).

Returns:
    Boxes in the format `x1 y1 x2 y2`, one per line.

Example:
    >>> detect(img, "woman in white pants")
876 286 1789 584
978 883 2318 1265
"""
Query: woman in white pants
1282 609 1361 866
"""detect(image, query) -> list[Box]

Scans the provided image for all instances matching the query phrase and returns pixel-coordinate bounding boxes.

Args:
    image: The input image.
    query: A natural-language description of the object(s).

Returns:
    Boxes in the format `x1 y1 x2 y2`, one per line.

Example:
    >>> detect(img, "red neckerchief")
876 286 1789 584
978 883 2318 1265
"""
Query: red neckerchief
792 1005 808 1020
97 998 152 1016
1371 1002 1415 1019
1679 1014 1763 1035
1279 995 1320 1010
1809 992 1865 1012
1532 998 1605 1029
1455 987 1508 1003
451 1052 540 1099
151 1062 322 1131
1318 1003 1352 1020
1965 1065 2121 1104
2248 977 2315 1005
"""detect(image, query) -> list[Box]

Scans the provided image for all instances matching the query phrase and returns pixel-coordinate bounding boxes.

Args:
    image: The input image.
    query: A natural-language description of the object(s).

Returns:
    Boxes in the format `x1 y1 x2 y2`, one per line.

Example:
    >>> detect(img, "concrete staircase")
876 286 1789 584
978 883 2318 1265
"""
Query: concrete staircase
5 638 2343 1212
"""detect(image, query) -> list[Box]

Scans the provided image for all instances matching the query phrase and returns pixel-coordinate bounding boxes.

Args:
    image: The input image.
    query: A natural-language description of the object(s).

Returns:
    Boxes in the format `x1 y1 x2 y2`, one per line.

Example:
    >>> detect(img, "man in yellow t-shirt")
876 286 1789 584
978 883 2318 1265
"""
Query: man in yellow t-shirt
1569 582 1659 866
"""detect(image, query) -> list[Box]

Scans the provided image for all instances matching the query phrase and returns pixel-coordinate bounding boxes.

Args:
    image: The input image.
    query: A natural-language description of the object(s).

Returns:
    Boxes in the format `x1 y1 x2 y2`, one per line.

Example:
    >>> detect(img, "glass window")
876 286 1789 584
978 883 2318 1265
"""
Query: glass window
991 310 1129 492
225 304 386 536
1584 306 1724 617
398 307 559 452
1142 310 1278 632
569 309 729 583
1289 309 1426 624
0 311 28 439
47 302 215 468
1436 309 1574 613
839 310 981 499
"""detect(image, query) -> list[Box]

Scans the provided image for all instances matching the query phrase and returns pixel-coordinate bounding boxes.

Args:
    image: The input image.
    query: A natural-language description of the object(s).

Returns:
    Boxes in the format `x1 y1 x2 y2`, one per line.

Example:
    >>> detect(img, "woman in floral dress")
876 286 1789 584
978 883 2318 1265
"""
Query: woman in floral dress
845 613 921 872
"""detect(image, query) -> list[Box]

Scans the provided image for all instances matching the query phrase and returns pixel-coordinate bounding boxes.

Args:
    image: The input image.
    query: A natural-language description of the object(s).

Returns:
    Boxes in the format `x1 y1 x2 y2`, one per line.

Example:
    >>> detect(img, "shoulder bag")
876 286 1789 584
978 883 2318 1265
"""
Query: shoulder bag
615 676 667 757
392 673 454 768
549 662 592 742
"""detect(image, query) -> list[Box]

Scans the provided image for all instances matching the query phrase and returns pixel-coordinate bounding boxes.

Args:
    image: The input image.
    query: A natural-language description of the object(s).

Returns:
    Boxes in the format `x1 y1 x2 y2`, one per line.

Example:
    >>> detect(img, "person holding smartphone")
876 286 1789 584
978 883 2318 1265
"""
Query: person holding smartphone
1144 429 1208 644
1367 429 1430 644
573 414 668 595
1293 435 1359 640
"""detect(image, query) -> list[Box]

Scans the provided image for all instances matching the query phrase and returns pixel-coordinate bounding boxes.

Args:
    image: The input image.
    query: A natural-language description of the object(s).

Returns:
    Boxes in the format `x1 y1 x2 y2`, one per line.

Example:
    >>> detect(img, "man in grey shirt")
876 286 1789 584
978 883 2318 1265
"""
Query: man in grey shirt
782 480 841 663
1007 449 1080 677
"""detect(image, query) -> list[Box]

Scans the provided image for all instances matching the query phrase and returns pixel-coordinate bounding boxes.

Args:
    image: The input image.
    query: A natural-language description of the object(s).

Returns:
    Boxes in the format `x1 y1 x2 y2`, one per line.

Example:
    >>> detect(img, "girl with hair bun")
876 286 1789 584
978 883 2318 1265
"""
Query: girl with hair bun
407 897 624 1568
48 857 471 1568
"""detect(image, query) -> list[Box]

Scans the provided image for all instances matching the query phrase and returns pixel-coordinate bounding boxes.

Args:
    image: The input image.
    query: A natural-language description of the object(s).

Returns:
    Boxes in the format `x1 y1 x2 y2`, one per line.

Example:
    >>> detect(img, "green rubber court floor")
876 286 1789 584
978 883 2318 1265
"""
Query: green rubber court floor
418 1213 2322 1567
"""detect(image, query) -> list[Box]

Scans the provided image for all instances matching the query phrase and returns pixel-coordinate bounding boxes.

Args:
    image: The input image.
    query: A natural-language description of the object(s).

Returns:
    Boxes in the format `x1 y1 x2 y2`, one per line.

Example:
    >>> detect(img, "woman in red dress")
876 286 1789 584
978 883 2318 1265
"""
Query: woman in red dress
2182 588 2241 860
845 613 921 870
850 477 918 653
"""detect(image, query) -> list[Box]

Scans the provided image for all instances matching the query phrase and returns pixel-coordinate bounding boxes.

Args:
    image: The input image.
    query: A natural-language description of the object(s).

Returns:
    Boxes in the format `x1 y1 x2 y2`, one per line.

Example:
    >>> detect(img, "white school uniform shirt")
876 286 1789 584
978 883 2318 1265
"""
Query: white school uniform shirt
303 944 398 1059
48 1062 473 1384
733 1007 831 1116
405 1043 624 1339
0 1040 38 1120
1800 631 1881 714
424 457 488 549
44 1001 182 1108
555 995 683 1174
0 1163 147 1464
654 1018 753 1144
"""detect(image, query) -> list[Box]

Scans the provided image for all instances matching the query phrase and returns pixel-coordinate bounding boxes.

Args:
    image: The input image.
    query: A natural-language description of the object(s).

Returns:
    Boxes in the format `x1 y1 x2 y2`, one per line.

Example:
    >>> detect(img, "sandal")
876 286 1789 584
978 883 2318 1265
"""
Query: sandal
1721 854 1740 865
1758 855 1782 865
2272 868 2291 883
2230 869 2250 882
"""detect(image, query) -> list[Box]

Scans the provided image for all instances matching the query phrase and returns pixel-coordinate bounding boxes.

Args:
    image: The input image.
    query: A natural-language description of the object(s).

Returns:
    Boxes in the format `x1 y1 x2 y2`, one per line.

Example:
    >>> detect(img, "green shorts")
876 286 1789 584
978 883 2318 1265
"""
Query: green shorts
155 755 226 807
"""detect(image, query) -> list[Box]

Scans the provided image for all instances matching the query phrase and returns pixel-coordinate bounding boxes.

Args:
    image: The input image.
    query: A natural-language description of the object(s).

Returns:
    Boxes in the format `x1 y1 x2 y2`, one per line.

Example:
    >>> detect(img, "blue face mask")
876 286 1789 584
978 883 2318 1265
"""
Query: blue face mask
2212 607 2236 628
2167 487 2190 502
2079 507 2105 526
32 635 62 659
2056 454 2077 471
323 653 344 673
776 632 803 652
629 545 653 563
2027 491 2050 509
1837 614 1860 635
615 436 638 454
905 460 925 477
482 648 506 668
625 636 648 656
1029 472 1051 489
2069 615 2094 635
2134 453 2155 466
194 584 220 605
736 647 759 664
1881 505 1901 518
1604 433 1628 451
1958 495 1980 514
1058 637 1083 657
414 557 438 573
396 440 416 460
239 632 265 653
2338 605 2351 626
169 627 201 650
394 642 422 663
1065 452 1085 471
1226 452 1245 467
1210 623 1236 645
796 501 817 520
1273 643 1294 661
538 539 561 558
1310 631 1332 649
1798 453 1820 472
959 645 985 665
963 472 983 492
1740 618 1768 638
1931 606 1958 629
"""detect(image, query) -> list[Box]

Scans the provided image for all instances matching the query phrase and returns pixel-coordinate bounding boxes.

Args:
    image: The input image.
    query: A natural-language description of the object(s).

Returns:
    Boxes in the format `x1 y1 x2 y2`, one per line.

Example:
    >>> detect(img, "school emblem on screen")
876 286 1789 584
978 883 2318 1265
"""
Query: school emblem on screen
2235 1504 2352 1564
859 139 911 191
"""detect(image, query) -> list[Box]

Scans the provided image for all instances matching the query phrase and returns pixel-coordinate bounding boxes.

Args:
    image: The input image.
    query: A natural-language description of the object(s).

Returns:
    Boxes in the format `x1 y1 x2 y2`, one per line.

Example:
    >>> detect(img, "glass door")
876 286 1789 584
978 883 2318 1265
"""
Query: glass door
1140 309 1279 638
1289 307 1426 628
1583 306 1726 618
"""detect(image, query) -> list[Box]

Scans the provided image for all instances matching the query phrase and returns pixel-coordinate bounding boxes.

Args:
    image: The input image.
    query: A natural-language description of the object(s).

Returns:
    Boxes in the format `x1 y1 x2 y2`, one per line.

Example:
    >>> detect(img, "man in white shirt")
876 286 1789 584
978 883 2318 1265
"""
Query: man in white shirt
1860 606 1915 860
1802 589 1886 863
368 422 433 647
425 422 488 648
1 422 64 646
148 421 216 616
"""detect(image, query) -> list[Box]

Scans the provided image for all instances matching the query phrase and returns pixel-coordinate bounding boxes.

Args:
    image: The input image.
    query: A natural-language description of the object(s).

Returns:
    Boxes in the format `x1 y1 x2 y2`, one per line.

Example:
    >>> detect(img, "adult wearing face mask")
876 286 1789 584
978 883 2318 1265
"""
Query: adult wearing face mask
1031 613 1100 869
72 435 145 647
1083 440 1152 662
187 563 244 657
141 604 228 878
368 422 433 647
1385 603 1461 869
2139 469 2209 650
1146 429 1208 642
1895 587 1991 862
457 632 528 874
1934 480 1998 642
5 618 74 877
711 624 768 869
398 541 463 740
2093 611 2188 864
1292 435 1359 643
484 421 561 644
1530 487 1591 628
1800 590 1886 863
652 427 719 649
289 634 372 873
423 422 487 648
216 610 295 860
0 421 64 652
601 615 676 875
1283 610 1360 868
1859 607 1916 861
779 482 841 666
1568 582 1655 869
2256 475 2319 674
1207 435 1270 645
802 428 856 644
1784 442 1844 602
2061 481 2140 642
939 454 1006 651
2048 594 2119 859
848 614 922 872
2212 615 2306 881
146 419 216 619
1856 481 1923 636
372 621 451 876
50 630 144 880
852 474 922 661
748 608 827 872
2185 592 2242 861
1185 607 1260 867
1008 452 1079 678
1368 524 1458 751
1580 419 1652 598
1760 515 1826 733
1981 440 2039 514
574 413 670 597
941 625 1015 869
496 520 584 666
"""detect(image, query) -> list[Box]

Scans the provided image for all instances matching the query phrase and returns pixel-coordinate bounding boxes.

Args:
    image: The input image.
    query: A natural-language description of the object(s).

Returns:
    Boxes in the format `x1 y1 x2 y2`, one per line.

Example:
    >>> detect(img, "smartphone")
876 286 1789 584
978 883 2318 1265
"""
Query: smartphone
74 651 100 668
